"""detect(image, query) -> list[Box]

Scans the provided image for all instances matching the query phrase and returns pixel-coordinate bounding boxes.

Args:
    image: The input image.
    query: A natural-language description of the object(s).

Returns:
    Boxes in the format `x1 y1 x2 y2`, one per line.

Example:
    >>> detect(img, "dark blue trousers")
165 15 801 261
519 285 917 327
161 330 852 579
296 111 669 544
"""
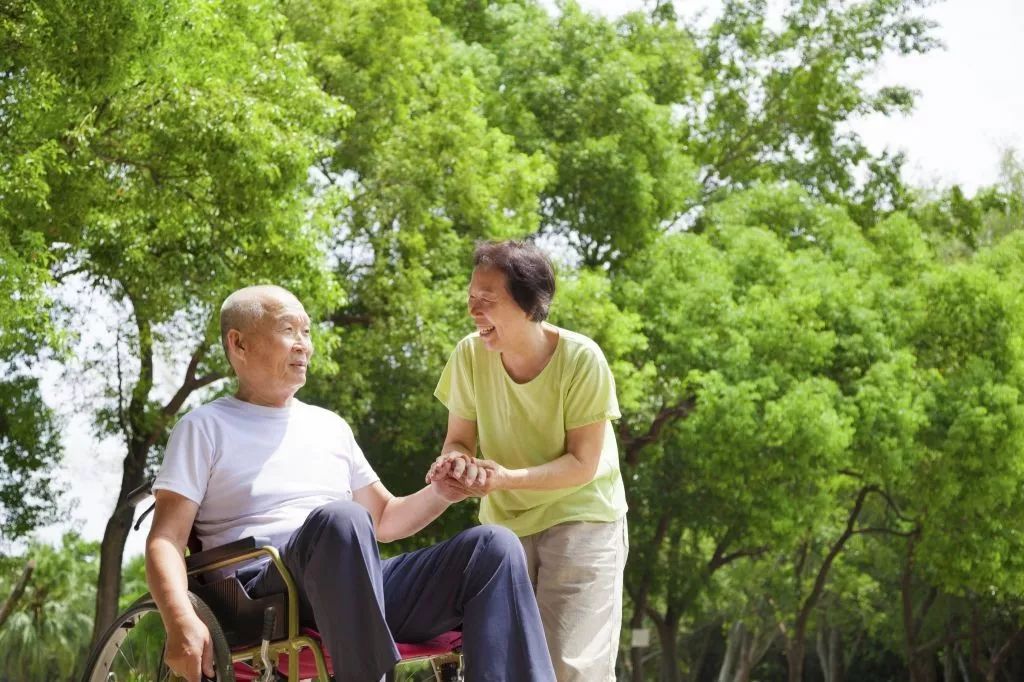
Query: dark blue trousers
246 500 555 681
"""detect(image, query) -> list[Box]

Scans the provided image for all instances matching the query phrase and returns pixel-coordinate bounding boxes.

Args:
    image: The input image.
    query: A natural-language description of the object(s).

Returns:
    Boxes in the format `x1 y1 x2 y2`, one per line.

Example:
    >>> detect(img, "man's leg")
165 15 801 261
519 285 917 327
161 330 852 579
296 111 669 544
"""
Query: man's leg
246 500 400 682
382 524 555 682
529 518 628 682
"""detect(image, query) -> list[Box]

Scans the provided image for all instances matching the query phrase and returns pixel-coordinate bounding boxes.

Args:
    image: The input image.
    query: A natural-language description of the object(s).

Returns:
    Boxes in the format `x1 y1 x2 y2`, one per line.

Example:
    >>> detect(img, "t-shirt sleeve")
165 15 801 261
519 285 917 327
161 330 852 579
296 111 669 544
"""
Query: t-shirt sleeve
152 416 213 505
434 339 478 421
342 419 380 492
564 343 621 430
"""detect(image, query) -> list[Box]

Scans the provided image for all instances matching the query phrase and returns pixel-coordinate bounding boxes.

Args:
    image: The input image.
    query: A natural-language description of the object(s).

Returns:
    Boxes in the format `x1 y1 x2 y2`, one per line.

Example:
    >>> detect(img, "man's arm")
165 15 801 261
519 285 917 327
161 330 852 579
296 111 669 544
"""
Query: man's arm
353 473 479 543
145 490 214 682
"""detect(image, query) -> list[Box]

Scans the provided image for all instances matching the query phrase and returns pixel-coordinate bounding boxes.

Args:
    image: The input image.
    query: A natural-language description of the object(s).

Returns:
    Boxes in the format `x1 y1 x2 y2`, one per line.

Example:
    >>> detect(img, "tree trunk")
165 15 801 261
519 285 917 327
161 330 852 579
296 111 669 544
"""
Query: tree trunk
717 621 768 682
91 448 146 643
786 638 805 682
816 626 844 682
657 616 681 682
630 605 647 682
717 622 742 682
689 622 717 682
941 639 955 682
0 560 35 629
88 315 220 643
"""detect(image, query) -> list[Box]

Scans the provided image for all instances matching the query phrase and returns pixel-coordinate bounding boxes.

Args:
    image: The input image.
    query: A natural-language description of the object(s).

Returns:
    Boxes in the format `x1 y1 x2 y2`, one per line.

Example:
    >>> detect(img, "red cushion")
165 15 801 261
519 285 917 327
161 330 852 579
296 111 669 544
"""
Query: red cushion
233 627 462 679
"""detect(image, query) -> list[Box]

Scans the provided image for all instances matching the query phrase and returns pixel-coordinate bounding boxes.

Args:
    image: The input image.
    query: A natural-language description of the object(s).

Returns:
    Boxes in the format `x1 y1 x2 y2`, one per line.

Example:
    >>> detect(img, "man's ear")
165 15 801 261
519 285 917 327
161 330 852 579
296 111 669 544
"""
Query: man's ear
226 328 245 363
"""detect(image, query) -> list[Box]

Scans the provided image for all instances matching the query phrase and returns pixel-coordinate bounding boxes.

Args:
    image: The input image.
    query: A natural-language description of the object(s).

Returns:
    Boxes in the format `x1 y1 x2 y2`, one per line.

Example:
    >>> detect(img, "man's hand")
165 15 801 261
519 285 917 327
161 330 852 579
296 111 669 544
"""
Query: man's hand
426 451 487 487
164 612 215 682
430 474 479 502
427 452 510 495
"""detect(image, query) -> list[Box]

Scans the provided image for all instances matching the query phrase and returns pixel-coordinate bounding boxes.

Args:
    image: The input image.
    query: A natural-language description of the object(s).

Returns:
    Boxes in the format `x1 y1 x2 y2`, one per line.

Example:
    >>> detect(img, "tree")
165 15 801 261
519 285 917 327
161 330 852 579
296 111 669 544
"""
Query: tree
0 533 100 682
691 0 936 209
0 377 63 544
0 4 70 542
282 0 554 544
437 0 703 265
3 0 346 638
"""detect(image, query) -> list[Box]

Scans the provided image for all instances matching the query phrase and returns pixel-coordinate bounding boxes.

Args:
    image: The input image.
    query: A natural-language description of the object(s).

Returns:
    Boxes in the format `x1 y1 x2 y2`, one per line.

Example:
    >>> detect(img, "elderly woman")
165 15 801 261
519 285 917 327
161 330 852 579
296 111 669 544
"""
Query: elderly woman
428 239 628 682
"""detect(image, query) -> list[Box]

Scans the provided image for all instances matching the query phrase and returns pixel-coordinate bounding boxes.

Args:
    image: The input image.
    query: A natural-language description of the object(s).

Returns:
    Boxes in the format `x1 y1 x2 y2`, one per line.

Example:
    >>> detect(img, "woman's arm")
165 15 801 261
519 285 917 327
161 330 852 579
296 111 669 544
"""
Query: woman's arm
485 419 605 491
429 419 607 493
426 412 487 485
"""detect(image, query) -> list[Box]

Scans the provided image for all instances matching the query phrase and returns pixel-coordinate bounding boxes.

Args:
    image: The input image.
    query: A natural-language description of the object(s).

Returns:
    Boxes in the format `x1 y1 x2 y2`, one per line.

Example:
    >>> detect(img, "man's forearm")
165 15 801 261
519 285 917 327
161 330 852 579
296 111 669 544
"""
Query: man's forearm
376 486 451 542
146 537 194 626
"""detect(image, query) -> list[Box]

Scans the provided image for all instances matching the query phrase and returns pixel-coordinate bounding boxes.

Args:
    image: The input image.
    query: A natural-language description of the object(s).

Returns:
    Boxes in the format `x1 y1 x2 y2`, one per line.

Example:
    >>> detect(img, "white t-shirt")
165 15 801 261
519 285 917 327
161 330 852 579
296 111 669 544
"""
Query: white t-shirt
153 396 379 553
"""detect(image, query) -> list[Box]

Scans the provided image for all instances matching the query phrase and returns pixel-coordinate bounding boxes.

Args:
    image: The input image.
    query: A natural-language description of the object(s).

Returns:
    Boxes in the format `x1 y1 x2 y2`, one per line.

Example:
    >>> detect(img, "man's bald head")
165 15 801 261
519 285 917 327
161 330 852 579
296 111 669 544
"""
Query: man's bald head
220 285 302 363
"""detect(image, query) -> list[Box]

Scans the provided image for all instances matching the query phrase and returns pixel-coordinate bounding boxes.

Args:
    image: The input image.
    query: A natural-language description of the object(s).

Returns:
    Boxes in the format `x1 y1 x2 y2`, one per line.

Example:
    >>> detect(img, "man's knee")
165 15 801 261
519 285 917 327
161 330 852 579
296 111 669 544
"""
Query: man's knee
464 524 524 564
308 499 375 543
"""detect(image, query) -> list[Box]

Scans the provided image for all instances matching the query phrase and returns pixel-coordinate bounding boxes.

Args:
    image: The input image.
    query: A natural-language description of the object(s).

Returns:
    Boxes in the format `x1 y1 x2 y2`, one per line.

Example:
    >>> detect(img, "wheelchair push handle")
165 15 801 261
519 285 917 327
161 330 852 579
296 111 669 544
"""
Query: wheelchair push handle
125 479 154 507
120 479 157 531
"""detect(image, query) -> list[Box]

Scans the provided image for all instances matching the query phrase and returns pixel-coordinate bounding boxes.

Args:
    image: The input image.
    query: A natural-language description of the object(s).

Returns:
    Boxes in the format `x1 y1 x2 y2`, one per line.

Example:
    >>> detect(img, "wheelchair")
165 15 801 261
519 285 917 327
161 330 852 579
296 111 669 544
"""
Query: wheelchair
82 483 464 682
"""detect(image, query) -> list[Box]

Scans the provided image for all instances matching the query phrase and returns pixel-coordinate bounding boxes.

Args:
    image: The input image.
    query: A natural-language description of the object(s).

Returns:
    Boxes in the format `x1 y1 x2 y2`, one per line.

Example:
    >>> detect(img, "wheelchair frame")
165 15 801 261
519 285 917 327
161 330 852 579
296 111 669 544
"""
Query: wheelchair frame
188 537 331 681
82 483 464 682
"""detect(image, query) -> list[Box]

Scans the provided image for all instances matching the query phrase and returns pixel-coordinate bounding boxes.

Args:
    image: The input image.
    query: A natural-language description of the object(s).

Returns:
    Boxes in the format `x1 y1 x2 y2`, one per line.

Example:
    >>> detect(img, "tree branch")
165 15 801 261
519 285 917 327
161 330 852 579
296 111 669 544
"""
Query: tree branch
0 560 35 630
711 545 770 572
988 626 1024 678
914 630 968 657
794 485 874 637
141 341 225 452
850 526 917 538
620 396 697 466
330 311 373 327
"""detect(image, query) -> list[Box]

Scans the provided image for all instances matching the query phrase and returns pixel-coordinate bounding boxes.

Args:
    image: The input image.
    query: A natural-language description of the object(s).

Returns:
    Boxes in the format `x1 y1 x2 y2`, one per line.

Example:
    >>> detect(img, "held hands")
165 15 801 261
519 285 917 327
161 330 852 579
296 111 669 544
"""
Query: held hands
426 451 507 498
164 612 214 682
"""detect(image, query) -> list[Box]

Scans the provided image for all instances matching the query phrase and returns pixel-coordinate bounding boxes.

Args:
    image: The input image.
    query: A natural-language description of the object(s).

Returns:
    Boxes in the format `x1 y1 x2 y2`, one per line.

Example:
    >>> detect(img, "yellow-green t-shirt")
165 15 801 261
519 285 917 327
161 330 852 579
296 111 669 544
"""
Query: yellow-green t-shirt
434 327 628 537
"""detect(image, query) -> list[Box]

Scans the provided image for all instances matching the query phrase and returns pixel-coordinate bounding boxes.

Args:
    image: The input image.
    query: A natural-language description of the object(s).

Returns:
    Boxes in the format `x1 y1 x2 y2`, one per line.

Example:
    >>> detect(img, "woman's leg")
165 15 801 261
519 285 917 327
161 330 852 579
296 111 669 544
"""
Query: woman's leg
531 517 628 682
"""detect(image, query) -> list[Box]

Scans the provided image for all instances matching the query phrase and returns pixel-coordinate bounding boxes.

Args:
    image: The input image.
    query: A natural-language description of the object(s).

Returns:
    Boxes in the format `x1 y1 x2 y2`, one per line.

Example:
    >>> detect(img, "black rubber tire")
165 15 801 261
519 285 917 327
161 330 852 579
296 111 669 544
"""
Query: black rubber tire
81 591 235 682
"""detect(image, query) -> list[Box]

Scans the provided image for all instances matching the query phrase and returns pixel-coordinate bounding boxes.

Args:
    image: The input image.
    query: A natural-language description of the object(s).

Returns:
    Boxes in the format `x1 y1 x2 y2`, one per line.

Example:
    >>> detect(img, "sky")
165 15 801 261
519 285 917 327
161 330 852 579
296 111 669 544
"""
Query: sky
582 0 1024 192
34 0 1024 560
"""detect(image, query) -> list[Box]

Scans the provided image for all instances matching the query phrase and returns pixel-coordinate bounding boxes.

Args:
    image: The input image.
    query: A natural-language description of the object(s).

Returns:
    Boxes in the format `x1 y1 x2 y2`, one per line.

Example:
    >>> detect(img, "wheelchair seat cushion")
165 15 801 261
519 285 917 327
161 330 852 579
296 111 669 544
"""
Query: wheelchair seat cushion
232 627 463 680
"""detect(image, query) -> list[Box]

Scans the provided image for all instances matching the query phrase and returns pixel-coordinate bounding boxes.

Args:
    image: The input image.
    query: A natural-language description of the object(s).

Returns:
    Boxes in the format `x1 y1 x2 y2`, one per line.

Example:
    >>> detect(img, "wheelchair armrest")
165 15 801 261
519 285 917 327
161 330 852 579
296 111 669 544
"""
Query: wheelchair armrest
186 537 263 573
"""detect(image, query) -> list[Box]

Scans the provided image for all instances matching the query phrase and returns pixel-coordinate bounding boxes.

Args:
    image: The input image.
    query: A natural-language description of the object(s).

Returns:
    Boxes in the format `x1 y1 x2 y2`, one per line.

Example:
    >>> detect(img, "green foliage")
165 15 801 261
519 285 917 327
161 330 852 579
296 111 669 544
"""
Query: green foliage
692 0 937 207
10 0 1024 678
0 377 64 543
462 0 703 264
0 533 99 681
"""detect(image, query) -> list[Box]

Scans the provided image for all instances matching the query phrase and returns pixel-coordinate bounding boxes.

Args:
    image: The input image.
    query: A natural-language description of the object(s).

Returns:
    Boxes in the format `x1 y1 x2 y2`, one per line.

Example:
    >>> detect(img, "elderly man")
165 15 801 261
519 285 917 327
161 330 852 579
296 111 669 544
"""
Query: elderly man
146 284 555 682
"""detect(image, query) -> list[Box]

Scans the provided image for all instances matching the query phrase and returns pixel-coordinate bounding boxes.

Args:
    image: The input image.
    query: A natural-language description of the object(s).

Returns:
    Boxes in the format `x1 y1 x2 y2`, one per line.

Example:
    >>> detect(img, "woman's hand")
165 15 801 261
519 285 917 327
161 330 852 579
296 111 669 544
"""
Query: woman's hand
427 451 487 488
465 458 509 495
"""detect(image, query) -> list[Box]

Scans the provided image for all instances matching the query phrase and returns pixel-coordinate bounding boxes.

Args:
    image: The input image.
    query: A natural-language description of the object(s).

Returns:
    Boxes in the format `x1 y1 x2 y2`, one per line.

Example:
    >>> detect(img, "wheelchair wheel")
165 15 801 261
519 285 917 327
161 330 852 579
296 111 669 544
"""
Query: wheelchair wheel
82 591 235 682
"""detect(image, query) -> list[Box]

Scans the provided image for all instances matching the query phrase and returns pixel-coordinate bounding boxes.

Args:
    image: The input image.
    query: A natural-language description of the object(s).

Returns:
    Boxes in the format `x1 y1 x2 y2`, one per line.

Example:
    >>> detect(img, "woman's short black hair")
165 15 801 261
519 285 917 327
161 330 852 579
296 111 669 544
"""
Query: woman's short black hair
474 240 556 322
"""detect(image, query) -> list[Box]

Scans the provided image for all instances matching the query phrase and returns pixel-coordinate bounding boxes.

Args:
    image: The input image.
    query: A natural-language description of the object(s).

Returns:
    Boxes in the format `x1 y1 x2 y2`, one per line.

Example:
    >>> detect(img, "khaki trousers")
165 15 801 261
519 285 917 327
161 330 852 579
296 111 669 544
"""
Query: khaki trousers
520 517 628 682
